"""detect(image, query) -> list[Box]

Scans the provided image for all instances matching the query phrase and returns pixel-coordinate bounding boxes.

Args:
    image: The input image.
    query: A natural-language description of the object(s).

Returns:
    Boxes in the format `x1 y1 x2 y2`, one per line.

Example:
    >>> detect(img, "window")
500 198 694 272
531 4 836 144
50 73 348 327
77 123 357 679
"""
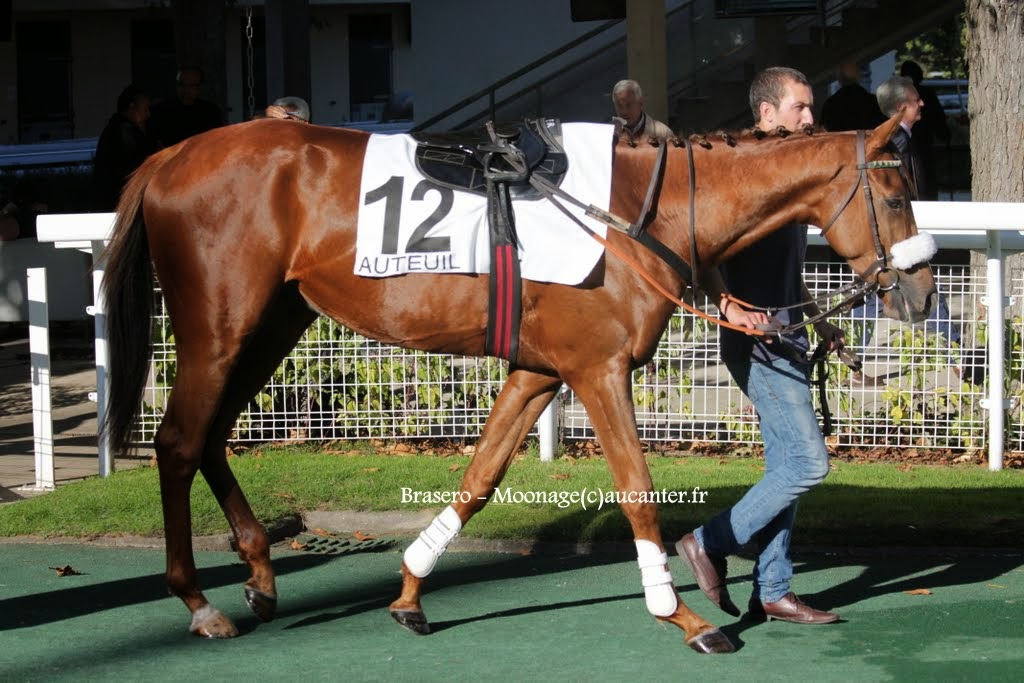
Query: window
16 21 72 142
131 20 177 106
348 14 392 122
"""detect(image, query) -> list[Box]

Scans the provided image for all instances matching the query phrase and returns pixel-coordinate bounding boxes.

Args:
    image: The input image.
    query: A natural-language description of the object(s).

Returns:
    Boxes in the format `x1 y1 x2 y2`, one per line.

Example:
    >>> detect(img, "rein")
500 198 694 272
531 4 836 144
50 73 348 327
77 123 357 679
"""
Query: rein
491 127 904 344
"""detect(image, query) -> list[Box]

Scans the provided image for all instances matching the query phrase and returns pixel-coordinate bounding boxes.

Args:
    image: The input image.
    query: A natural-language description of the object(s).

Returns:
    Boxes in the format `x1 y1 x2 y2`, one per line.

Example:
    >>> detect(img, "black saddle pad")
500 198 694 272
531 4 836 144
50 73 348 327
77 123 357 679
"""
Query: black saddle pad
413 119 568 200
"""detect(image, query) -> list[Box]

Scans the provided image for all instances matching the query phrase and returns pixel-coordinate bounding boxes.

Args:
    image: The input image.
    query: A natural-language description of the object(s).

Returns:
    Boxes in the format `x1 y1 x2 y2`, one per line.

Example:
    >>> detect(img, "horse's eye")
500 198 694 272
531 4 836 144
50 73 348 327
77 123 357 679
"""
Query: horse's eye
885 197 904 210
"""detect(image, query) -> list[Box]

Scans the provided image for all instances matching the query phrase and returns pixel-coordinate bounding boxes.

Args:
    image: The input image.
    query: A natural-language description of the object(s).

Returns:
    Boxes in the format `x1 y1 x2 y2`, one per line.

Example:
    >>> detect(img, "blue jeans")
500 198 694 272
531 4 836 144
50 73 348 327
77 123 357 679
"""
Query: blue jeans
695 355 830 603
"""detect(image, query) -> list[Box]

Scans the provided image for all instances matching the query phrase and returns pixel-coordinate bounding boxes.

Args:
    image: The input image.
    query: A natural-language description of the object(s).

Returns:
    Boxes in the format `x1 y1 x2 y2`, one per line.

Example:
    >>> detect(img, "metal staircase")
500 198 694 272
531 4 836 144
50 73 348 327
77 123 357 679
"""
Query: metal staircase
676 0 964 132
416 0 963 134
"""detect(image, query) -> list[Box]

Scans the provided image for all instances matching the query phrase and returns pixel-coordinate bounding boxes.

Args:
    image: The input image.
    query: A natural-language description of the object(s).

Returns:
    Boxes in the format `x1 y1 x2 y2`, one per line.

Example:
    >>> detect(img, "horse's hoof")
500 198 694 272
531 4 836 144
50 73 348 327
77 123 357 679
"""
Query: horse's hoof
245 587 278 623
190 606 239 639
390 608 431 635
685 629 735 654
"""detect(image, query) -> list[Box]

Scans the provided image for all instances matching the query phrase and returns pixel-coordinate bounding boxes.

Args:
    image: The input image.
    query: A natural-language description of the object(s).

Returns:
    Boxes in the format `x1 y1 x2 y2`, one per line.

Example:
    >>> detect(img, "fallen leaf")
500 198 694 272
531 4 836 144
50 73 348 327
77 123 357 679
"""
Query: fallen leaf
518 548 534 556
270 491 295 500
898 463 913 472
363 467 380 473
353 531 376 541
903 588 932 595
49 565 82 577
987 583 1006 589
448 463 463 472
290 539 307 551
549 473 570 480
311 528 336 537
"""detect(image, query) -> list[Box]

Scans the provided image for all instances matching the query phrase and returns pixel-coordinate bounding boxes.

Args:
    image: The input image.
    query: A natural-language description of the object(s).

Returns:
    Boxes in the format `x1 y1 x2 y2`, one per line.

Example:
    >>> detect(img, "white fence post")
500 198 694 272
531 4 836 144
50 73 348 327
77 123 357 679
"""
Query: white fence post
26 267 55 491
88 239 113 477
537 397 558 462
984 230 1006 471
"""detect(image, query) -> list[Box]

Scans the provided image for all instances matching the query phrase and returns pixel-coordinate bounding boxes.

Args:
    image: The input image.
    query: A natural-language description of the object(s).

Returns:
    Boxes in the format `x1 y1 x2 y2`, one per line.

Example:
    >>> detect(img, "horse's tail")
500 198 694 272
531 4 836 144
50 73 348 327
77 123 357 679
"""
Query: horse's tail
101 147 177 456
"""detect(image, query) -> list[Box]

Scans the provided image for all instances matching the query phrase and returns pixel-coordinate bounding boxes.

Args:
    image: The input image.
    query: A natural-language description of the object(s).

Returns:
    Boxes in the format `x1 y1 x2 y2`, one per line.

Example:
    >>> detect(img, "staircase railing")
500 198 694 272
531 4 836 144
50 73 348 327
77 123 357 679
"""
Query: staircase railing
411 18 625 132
413 1 719 132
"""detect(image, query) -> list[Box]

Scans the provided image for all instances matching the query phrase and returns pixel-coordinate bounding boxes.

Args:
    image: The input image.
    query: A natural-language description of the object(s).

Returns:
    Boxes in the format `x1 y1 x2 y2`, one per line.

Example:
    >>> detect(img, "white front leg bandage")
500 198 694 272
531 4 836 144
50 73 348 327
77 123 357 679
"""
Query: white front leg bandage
404 505 462 578
636 540 678 617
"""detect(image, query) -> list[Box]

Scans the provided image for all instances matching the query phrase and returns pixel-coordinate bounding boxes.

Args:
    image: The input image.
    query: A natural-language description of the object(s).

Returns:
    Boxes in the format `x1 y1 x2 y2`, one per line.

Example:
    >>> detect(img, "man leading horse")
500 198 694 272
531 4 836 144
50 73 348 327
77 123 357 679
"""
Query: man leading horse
679 66 845 625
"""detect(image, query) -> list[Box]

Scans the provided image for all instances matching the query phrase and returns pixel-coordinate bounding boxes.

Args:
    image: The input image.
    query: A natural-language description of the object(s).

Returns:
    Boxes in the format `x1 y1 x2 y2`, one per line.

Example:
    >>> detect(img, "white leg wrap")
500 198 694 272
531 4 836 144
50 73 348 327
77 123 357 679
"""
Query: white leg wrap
404 506 462 578
636 540 678 618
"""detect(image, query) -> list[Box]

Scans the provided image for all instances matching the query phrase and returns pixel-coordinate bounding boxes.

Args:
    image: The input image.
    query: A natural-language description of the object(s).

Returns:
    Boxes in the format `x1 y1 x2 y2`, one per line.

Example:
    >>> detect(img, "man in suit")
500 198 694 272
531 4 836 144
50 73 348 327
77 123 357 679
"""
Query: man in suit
900 60 950 201
876 75 926 199
611 79 673 142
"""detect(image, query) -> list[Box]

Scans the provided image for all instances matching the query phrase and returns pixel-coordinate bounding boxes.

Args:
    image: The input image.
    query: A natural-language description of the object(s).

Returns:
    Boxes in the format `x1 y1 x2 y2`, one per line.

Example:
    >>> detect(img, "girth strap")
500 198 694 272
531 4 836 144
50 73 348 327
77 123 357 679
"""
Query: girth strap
484 168 522 363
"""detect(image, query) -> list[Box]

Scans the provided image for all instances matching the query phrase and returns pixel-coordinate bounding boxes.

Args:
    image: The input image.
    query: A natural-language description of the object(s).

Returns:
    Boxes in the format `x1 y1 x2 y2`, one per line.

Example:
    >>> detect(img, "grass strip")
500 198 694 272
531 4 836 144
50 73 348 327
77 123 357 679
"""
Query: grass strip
1 444 1021 547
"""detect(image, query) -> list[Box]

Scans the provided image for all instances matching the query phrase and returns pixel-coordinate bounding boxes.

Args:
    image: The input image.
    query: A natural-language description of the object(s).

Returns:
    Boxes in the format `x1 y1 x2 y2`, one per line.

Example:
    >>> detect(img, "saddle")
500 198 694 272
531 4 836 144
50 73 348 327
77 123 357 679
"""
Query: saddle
413 119 568 201
409 119 569 362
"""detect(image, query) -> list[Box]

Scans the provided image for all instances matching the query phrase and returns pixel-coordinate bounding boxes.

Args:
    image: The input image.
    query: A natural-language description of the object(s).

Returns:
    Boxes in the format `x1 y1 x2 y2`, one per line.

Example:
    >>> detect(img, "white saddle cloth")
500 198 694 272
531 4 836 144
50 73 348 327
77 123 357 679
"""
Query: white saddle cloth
355 122 613 285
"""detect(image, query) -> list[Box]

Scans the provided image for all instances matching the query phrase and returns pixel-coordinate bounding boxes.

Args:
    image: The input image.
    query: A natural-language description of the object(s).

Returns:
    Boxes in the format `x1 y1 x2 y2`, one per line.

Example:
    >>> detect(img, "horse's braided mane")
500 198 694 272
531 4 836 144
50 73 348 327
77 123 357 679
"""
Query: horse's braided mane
675 123 819 149
613 123 820 150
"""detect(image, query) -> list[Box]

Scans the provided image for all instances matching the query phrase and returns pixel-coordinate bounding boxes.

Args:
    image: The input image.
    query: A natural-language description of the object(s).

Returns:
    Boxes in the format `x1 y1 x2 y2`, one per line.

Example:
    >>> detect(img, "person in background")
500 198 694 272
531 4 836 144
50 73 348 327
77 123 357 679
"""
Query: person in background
820 60 885 133
92 85 155 212
148 66 224 148
264 96 311 123
611 79 673 142
678 66 845 626
0 180 48 241
899 60 950 201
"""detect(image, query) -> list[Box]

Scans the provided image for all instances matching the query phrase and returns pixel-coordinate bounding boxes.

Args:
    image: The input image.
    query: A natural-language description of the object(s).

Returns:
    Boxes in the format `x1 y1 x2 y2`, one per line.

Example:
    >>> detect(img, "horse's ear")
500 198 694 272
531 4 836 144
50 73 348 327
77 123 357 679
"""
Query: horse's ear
866 113 903 156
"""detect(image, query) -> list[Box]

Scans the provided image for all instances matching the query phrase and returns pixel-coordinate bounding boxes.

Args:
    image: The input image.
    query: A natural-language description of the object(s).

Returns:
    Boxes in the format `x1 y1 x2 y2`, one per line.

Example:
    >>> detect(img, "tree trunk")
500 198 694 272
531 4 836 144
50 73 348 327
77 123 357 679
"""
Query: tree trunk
965 1 1024 284
171 0 228 113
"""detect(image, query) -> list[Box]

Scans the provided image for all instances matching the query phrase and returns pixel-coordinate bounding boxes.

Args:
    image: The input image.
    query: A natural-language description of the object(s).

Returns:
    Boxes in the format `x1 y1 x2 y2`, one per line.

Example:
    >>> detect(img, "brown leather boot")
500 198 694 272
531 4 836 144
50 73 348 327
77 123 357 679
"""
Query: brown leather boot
676 533 740 617
747 592 840 624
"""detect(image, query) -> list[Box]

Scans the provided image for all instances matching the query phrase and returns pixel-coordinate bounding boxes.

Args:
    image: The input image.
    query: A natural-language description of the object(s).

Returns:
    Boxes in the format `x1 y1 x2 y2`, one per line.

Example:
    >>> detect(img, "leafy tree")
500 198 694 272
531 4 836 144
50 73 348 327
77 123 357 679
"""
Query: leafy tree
895 14 967 79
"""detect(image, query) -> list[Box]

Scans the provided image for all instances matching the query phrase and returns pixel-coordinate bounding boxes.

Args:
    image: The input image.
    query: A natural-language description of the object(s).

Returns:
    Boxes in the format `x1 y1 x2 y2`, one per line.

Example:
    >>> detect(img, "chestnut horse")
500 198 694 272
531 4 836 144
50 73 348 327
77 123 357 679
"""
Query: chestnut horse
101 114 935 654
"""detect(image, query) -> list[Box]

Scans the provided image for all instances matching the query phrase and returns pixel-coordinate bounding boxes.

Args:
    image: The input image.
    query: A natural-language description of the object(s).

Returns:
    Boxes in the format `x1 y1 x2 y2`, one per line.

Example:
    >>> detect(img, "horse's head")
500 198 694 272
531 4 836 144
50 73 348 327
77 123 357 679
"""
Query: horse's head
817 114 938 323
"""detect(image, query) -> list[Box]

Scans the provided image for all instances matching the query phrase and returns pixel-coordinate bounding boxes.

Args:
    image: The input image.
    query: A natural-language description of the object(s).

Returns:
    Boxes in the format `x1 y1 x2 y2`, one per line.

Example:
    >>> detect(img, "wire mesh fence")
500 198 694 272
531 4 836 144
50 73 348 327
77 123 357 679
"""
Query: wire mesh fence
137 258 1021 452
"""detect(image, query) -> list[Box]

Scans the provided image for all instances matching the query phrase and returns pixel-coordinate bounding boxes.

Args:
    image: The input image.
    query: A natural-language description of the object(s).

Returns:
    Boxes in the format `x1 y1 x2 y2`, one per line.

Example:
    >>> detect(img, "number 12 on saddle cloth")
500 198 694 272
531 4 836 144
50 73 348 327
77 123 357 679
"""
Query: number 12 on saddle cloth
354 122 613 286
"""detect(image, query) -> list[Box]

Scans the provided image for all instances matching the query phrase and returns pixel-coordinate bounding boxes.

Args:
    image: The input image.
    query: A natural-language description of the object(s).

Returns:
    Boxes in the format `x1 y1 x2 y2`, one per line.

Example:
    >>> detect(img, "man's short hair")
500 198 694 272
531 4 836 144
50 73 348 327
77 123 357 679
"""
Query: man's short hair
612 79 643 99
749 66 810 123
272 96 311 123
876 75 915 117
116 85 146 114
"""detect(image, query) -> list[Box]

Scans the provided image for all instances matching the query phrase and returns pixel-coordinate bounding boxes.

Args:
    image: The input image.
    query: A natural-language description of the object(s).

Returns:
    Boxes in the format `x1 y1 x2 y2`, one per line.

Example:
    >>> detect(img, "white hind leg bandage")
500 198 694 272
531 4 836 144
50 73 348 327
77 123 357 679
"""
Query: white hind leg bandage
404 506 462 578
636 540 678 617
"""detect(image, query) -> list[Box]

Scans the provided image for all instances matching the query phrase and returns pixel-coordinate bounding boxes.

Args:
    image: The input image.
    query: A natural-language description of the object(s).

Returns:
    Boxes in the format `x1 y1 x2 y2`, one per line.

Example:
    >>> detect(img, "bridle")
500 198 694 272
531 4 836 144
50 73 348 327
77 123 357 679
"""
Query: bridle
818 129 905 295
741 128 909 336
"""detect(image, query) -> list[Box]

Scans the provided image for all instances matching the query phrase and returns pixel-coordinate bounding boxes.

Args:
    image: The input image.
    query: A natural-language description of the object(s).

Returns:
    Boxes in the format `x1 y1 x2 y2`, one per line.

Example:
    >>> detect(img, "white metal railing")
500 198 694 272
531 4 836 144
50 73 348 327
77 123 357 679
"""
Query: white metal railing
33 201 1024 480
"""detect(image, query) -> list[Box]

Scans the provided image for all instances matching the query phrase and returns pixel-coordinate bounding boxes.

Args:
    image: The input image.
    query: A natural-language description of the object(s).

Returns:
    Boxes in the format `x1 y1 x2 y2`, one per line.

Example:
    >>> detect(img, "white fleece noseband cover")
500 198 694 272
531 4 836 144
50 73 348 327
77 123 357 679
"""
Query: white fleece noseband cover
889 232 937 270
404 505 462 578
636 540 678 617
